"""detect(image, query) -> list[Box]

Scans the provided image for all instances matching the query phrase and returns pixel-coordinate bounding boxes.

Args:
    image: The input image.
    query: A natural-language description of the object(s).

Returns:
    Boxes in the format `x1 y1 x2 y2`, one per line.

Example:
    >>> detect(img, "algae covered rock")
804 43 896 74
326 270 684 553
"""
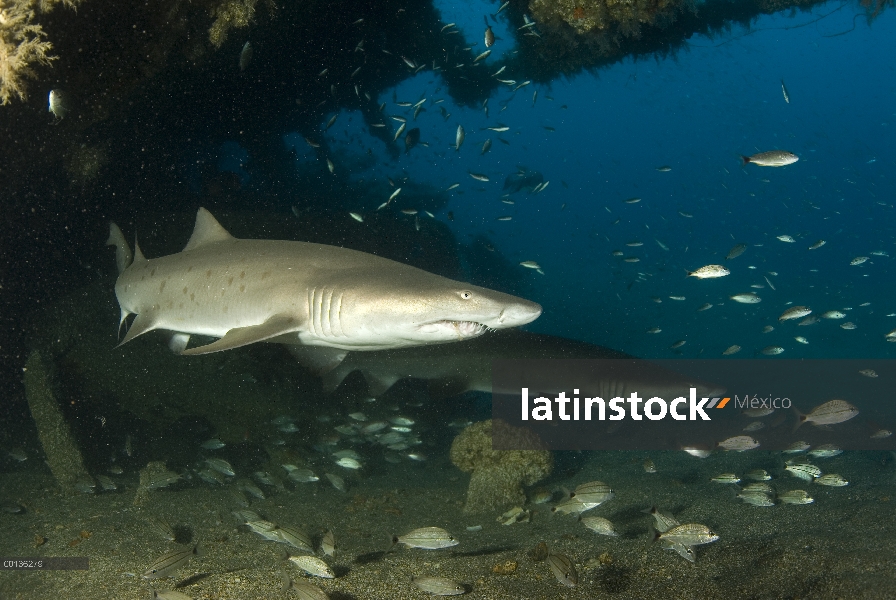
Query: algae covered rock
449 419 552 514
23 351 92 493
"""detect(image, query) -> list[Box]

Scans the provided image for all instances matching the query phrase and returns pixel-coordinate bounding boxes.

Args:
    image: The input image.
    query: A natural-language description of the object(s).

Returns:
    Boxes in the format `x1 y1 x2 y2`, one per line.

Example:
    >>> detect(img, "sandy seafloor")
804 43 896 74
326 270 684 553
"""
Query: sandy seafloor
2 448 896 600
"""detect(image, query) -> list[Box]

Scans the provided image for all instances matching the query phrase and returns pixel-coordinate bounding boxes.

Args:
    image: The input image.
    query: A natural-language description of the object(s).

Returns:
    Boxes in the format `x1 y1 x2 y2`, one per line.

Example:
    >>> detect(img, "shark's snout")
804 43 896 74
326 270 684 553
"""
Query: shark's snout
499 301 543 326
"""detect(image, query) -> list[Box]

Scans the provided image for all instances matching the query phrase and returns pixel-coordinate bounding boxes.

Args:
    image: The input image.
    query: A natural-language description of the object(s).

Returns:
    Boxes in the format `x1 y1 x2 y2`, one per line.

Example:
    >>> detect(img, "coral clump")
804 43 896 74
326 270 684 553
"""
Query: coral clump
0 0 83 104
0 2 55 104
208 0 260 48
449 419 552 514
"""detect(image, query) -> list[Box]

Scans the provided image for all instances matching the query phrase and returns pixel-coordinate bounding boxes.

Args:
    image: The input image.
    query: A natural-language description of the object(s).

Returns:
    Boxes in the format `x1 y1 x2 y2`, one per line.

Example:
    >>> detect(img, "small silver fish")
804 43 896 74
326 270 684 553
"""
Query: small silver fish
239 41 253 71
48 89 70 119
658 523 719 546
455 124 465 150
741 151 799 167
281 577 330 600
688 265 729 279
815 474 848 487
779 306 812 321
730 293 761 304
717 435 759 451
392 527 459 549
778 490 813 504
412 576 466 595
325 472 346 492
288 554 335 578
546 552 578 587
473 49 491 63
580 516 618 537
205 458 235 477
484 16 495 48
794 399 858 430
320 529 336 556
785 461 822 481
726 244 747 260
143 545 200 579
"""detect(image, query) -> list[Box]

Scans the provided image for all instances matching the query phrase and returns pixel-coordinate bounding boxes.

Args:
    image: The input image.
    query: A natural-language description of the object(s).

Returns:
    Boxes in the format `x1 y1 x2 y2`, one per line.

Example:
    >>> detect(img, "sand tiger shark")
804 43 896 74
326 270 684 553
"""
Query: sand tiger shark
107 208 541 366
317 329 724 400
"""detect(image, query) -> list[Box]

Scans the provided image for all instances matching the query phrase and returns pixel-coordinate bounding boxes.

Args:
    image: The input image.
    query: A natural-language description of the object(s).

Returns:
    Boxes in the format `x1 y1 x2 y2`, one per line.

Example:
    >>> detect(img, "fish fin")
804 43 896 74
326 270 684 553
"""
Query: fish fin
287 345 348 374
133 236 147 263
117 313 158 347
183 207 236 252
648 523 660 545
106 222 133 274
362 371 401 397
319 363 352 394
181 314 302 355
168 333 190 355
740 155 751 166
427 377 471 400
117 308 131 340
791 407 806 433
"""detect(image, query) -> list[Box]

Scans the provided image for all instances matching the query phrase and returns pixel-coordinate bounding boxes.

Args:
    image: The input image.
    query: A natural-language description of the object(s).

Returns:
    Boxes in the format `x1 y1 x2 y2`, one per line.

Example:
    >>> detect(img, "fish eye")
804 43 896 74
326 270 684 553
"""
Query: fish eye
459 291 473 300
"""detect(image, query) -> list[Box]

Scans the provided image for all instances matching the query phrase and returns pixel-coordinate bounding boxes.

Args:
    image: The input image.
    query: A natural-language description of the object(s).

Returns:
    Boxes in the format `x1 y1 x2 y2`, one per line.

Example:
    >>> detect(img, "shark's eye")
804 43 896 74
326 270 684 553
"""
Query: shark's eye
459 290 473 300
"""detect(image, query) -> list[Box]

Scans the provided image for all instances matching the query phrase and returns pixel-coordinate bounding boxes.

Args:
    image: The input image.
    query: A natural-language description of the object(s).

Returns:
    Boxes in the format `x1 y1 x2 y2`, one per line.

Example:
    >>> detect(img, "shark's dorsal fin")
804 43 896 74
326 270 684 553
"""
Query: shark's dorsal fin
181 314 302 355
184 208 235 252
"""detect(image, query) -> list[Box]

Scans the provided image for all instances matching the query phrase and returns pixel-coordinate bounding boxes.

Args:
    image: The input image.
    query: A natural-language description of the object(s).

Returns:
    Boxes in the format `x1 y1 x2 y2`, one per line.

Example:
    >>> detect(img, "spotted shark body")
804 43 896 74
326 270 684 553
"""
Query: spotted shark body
107 208 541 367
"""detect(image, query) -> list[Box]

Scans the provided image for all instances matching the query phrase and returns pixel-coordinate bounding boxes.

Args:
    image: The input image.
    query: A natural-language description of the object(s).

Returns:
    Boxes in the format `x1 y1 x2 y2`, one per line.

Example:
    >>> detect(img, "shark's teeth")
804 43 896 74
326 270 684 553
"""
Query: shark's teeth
453 321 487 337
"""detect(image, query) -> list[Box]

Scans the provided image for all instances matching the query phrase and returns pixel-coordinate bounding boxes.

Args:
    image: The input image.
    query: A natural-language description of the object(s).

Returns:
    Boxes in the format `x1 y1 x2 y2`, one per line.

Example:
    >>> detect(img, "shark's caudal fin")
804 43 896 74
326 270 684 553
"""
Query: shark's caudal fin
106 222 133 274
183 207 235 251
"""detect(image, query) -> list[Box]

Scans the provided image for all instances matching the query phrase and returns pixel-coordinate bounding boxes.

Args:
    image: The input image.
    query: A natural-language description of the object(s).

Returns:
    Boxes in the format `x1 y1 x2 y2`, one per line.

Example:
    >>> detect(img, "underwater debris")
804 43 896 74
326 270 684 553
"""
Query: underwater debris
23 351 92 494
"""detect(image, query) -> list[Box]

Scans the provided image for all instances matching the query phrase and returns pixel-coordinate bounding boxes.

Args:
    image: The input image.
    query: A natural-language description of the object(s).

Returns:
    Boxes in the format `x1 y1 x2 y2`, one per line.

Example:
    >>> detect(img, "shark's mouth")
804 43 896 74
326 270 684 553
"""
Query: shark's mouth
423 320 489 338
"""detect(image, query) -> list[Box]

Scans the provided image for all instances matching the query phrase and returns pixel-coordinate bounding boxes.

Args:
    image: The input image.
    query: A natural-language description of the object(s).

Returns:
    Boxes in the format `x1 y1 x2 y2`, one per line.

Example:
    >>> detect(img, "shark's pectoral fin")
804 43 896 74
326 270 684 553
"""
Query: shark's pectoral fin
361 371 401 397
181 315 301 355
116 313 157 347
287 345 348 374
427 377 472 401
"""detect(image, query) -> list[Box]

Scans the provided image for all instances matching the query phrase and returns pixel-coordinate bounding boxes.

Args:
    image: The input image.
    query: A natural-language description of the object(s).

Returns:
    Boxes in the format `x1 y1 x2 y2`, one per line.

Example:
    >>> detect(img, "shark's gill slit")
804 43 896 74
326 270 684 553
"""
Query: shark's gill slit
335 292 344 337
324 288 333 337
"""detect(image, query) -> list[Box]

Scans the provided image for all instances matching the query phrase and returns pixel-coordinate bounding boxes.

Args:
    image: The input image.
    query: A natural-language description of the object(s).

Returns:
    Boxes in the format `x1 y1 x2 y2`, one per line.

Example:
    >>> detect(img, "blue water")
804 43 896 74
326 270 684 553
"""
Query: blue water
227 1 896 361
